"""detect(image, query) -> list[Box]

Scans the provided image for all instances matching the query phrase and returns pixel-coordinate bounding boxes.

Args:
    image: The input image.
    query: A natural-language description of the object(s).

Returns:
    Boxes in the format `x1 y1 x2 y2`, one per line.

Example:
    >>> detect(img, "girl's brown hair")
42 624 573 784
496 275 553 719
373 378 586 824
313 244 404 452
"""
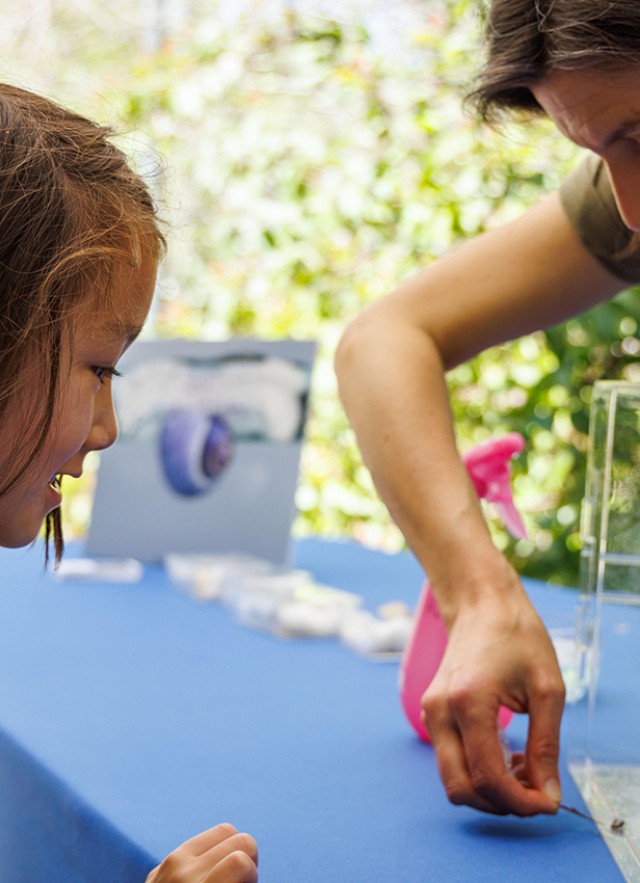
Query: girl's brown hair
469 0 640 120
0 83 165 562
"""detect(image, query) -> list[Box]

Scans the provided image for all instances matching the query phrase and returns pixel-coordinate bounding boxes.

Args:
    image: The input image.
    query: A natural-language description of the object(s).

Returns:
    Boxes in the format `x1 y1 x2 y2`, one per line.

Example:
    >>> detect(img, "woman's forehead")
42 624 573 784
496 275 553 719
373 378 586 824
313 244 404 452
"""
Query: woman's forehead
532 67 640 152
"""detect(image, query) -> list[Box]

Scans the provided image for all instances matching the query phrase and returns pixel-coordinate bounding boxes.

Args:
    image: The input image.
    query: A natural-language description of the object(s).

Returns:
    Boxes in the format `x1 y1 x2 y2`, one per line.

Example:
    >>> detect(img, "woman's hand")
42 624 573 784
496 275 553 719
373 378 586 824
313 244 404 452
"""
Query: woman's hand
146 823 258 883
421 574 565 816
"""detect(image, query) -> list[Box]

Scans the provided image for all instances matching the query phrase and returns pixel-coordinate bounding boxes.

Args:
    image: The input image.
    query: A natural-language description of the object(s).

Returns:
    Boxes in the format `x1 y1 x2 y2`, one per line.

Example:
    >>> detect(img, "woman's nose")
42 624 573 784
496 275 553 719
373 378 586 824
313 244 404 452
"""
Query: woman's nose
607 159 640 232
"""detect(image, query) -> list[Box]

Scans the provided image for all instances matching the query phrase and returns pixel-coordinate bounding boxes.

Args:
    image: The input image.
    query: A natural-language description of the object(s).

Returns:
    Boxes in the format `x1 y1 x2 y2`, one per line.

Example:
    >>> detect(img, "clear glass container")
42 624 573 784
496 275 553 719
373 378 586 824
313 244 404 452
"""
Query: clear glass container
570 381 640 880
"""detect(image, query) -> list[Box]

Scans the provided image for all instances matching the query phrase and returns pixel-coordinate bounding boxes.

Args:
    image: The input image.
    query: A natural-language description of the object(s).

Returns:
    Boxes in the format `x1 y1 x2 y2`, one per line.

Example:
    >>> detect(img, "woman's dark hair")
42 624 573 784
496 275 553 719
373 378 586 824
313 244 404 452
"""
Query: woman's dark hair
0 83 165 563
469 0 640 120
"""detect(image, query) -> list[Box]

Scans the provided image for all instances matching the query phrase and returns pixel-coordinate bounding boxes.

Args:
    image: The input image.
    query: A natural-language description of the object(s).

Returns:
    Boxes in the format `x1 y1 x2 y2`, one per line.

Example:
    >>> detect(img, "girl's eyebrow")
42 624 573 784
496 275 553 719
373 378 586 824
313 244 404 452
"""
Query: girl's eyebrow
104 320 146 344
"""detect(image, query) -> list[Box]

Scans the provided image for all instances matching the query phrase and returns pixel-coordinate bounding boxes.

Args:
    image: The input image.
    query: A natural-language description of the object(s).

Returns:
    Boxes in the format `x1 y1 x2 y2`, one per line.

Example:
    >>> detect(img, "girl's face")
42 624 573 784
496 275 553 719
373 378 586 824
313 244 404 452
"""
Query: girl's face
0 255 157 548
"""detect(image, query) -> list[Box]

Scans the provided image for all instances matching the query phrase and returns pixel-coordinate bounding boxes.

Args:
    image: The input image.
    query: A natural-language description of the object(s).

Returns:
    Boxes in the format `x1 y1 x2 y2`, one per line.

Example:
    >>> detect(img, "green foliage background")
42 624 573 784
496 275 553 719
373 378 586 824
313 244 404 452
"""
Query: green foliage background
5 0 640 585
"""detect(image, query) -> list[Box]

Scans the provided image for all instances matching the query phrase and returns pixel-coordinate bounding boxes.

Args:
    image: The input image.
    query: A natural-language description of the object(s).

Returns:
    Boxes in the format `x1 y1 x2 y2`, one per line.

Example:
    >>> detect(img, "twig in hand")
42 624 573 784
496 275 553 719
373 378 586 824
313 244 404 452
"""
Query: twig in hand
559 803 625 834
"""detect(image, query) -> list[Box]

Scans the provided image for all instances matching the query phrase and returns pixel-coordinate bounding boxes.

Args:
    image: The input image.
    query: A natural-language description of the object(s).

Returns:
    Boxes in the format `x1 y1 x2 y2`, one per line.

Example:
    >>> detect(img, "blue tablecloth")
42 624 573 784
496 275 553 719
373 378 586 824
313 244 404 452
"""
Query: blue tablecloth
0 539 627 881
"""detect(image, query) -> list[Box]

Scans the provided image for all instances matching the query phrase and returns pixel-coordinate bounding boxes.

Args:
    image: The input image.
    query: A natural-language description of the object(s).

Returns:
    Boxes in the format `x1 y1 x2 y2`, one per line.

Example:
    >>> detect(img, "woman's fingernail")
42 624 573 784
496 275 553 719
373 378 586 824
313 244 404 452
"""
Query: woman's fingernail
543 778 562 803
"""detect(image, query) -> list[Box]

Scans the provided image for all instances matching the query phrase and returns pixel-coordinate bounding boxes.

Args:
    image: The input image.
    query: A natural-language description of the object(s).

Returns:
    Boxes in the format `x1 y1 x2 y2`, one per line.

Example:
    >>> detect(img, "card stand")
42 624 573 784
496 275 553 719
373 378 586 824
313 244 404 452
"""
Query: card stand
570 382 640 881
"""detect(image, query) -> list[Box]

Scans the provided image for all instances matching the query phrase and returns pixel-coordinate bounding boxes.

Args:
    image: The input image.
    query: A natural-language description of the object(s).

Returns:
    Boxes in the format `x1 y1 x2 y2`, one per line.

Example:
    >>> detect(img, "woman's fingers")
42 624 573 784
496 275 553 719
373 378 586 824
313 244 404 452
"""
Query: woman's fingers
524 684 565 803
423 666 563 816
422 705 504 814
457 706 558 816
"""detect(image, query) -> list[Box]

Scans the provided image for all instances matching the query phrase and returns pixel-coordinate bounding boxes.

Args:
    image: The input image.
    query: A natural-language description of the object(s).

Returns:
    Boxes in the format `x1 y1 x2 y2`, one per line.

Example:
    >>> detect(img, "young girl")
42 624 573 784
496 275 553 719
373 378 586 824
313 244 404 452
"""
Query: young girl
0 83 258 883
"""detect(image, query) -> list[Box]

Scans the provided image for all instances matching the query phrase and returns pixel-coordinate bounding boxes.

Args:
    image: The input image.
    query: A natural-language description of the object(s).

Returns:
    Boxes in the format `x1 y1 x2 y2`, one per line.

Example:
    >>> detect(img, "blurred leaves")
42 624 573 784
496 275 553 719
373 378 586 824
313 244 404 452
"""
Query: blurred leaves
6 0 640 584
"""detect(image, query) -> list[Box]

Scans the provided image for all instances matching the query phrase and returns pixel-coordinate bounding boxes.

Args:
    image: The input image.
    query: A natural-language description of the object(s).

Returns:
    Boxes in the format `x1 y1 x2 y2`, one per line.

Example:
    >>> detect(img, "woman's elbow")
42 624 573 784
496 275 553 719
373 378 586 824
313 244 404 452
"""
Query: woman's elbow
334 310 382 387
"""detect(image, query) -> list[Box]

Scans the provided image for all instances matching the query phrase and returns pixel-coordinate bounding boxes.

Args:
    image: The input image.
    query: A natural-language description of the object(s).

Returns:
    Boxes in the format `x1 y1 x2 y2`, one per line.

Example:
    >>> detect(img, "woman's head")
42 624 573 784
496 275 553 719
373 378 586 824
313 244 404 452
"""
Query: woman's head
470 0 640 120
0 83 165 559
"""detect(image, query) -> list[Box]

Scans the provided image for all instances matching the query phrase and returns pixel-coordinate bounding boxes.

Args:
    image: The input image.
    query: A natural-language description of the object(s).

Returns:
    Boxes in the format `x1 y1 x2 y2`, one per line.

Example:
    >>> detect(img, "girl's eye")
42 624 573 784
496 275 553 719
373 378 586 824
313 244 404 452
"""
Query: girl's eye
92 366 123 385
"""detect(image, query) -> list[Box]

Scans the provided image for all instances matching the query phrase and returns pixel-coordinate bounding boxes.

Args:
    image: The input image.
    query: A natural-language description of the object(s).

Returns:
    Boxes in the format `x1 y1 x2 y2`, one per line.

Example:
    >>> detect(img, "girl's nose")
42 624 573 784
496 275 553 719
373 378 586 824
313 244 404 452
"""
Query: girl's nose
85 390 119 452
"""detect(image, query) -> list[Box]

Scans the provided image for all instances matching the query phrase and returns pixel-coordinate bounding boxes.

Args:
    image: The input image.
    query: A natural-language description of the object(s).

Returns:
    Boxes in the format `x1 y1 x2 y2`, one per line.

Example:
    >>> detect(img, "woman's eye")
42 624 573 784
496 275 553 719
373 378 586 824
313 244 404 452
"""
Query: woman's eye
92 366 123 384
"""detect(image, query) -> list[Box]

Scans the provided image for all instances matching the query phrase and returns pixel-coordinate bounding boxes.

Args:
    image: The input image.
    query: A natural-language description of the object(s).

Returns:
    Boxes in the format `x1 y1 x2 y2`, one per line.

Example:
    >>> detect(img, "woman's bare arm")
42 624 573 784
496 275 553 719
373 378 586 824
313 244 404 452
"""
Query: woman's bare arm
335 192 625 815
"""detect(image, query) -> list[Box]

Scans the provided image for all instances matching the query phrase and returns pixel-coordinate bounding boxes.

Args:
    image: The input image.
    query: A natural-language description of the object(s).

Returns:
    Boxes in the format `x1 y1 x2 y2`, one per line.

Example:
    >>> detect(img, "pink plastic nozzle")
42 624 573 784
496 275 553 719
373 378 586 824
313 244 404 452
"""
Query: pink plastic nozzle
462 432 527 540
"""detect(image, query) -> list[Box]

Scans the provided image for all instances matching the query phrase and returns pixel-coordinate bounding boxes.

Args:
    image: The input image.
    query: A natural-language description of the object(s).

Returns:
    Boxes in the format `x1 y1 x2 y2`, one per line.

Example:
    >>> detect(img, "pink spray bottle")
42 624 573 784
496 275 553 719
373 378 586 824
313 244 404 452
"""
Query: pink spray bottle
398 433 527 742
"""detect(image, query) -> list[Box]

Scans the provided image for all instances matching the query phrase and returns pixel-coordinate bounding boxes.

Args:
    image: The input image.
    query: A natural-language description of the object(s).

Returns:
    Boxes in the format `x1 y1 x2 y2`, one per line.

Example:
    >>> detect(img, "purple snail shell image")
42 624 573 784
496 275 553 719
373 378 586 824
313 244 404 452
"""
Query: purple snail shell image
160 410 234 496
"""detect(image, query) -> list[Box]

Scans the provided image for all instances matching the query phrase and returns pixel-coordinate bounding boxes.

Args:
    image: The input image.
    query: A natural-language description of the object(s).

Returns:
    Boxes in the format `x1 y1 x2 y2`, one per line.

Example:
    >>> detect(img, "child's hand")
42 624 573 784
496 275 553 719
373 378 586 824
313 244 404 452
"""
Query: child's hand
146 823 258 882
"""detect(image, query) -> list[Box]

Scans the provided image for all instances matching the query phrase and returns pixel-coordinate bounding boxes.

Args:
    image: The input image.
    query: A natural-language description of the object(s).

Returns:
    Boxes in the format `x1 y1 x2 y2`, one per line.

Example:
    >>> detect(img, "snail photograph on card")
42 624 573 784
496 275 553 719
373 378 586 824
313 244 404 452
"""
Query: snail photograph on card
86 339 316 564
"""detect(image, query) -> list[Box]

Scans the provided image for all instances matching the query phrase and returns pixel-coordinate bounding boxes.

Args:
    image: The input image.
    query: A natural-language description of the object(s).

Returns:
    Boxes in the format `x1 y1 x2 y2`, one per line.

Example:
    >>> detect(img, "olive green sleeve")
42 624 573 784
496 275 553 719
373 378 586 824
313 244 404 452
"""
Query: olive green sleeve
559 153 640 283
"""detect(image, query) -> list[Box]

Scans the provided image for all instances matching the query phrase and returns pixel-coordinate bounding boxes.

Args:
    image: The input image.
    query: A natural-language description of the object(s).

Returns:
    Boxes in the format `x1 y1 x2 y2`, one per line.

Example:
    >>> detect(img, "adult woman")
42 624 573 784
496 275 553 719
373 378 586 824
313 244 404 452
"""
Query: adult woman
336 0 640 817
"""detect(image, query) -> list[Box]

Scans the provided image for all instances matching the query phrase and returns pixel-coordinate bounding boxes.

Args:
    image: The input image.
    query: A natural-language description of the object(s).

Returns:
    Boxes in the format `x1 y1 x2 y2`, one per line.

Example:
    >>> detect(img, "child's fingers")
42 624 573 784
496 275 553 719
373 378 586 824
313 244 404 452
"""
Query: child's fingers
162 822 248 859
203 850 259 883
198 830 259 883
203 830 258 868
145 824 258 883
186 823 244 856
